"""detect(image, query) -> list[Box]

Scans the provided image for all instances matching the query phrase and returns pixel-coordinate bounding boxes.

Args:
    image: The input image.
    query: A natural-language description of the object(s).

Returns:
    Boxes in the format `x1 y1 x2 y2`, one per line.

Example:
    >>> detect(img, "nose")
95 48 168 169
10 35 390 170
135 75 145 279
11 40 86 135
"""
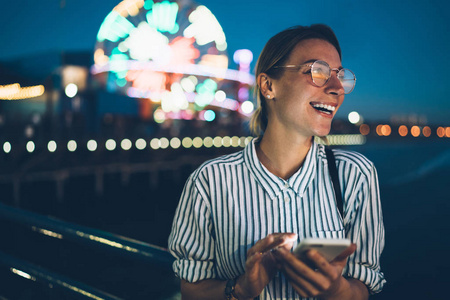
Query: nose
325 70 345 96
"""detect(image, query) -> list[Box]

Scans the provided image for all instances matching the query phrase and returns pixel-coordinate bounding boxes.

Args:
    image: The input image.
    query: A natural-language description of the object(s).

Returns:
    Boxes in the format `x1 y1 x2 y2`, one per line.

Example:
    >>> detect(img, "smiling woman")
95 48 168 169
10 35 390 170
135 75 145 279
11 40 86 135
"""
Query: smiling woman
168 24 385 300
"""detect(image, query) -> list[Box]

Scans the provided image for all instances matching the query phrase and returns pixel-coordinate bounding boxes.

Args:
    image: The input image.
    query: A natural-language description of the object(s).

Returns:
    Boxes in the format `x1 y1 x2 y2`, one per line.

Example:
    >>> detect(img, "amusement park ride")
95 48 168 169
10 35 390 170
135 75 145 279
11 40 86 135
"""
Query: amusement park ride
91 0 255 126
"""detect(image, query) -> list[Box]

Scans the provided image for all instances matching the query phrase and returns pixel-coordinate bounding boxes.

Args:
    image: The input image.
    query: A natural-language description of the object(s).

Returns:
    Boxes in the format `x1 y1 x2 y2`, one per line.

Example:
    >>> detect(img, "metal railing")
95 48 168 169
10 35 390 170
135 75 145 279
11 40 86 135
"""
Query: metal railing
0 250 123 300
0 202 178 299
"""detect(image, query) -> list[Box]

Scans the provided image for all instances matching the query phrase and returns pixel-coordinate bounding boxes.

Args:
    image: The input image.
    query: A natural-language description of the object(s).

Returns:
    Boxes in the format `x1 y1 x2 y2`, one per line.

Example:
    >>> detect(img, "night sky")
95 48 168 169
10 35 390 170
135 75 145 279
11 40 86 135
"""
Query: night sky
1 0 449 124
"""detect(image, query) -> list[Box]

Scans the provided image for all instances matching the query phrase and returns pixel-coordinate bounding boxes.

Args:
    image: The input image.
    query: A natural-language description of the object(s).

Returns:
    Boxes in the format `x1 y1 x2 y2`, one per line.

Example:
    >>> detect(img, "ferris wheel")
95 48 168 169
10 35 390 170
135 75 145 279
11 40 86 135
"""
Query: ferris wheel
92 0 254 122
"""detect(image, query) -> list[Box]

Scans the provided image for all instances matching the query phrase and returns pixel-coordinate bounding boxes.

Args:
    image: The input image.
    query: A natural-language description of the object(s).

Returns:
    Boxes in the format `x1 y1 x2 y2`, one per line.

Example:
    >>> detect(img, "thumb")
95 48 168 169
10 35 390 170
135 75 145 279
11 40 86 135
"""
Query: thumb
332 243 356 262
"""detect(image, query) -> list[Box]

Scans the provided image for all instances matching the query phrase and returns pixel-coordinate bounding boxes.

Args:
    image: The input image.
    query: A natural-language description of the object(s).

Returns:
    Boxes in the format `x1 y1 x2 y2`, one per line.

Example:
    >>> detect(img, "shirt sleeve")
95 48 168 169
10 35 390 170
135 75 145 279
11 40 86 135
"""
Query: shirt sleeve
167 172 217 283
343 161 386 294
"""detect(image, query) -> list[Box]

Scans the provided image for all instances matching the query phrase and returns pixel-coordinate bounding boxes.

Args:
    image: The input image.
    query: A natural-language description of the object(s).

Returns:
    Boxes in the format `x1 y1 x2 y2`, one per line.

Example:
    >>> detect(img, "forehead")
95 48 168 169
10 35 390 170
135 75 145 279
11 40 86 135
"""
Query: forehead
288 38 341 66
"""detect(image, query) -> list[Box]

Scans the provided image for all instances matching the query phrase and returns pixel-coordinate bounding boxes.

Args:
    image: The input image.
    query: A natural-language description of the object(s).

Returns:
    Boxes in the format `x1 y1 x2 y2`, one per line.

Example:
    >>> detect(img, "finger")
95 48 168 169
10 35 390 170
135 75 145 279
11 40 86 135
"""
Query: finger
306 249 340 281
279 261 321 297
248 233 297 256
274 248 318 279
275 248 331 291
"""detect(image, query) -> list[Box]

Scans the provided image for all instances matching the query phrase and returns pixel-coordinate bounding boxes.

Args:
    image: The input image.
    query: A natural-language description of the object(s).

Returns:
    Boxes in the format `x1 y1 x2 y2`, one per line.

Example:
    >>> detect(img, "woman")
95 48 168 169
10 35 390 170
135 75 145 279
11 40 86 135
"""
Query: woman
168 24 385 299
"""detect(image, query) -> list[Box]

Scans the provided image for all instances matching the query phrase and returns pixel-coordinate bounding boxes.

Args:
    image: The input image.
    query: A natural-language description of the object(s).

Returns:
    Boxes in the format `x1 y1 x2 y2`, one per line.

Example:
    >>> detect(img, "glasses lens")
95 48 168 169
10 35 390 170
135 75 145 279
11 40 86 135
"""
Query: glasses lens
338 69 356 94
311 61 330 86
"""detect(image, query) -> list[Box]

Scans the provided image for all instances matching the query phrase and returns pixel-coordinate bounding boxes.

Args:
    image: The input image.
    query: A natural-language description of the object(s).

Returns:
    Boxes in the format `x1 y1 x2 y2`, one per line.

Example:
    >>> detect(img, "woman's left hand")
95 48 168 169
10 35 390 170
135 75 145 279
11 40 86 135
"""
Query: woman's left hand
273 243 356 299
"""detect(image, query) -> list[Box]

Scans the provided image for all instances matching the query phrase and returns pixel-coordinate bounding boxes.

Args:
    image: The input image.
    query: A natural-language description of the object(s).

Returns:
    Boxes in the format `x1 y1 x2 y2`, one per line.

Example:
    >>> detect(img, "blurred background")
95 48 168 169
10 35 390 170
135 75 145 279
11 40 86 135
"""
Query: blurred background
0 0 449 299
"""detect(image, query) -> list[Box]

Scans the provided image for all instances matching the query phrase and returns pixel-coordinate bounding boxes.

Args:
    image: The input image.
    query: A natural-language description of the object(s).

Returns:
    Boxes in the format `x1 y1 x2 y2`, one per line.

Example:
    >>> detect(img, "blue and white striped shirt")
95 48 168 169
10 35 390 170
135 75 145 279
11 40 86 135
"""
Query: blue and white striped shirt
168 139 385 299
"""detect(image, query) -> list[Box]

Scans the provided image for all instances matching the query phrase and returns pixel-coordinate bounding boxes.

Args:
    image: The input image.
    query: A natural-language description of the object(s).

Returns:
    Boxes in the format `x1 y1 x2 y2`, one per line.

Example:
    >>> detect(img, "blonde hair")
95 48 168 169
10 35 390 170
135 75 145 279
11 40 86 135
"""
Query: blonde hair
250 24 342 137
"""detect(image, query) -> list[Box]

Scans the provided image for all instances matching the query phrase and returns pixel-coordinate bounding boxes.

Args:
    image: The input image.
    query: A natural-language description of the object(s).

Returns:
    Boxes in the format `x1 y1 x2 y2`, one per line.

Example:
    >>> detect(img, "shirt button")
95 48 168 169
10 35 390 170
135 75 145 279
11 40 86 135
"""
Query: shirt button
284 197 290 203
284 183 289 188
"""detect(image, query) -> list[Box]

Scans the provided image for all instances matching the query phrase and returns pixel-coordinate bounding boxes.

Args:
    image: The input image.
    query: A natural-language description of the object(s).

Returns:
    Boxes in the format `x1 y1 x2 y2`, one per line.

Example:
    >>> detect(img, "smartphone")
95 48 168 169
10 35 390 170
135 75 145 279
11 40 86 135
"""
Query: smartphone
293 238 351 262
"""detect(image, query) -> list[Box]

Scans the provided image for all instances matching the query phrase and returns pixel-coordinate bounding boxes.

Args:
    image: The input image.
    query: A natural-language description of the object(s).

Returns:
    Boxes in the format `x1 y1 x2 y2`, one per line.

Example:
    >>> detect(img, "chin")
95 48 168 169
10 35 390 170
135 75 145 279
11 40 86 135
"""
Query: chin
313 127 331 138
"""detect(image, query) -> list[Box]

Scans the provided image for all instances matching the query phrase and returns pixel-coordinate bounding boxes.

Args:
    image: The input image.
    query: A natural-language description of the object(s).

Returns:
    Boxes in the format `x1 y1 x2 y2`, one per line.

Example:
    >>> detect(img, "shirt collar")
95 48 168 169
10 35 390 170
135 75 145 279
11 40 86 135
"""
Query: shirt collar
244 138 318 200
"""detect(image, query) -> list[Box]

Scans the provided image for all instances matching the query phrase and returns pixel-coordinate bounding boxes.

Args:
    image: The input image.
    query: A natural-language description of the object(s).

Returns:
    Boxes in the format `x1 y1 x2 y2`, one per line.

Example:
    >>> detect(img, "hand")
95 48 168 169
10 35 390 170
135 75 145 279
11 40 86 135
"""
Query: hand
235 233 297 299
273 243 357 299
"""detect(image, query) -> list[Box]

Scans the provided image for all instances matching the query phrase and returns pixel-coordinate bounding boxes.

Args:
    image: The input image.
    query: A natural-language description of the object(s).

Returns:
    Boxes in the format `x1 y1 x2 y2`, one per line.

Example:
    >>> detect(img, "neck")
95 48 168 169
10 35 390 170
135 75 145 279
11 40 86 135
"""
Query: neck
256 130 312 180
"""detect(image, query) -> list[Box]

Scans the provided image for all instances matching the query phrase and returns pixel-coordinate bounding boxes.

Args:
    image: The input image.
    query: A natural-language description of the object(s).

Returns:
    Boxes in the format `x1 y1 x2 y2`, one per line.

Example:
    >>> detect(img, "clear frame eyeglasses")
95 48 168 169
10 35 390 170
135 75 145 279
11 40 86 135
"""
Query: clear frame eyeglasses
273 60 356 94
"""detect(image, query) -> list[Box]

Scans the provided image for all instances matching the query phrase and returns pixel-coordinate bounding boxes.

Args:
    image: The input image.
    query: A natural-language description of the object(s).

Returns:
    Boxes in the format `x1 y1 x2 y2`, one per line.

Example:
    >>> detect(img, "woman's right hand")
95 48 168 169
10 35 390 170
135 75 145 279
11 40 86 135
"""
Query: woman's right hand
235 233 297 299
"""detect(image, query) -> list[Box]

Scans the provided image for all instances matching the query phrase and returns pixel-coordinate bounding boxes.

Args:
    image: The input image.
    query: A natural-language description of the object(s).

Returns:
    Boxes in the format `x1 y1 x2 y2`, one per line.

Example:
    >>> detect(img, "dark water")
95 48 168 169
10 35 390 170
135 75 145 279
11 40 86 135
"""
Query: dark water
350 139 450 300
1 138 449 299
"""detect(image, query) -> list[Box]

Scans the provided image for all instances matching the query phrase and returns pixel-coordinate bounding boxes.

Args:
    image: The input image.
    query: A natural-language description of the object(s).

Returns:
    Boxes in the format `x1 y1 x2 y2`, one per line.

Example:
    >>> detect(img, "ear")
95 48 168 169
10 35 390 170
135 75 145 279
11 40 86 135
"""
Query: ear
257 73 275 99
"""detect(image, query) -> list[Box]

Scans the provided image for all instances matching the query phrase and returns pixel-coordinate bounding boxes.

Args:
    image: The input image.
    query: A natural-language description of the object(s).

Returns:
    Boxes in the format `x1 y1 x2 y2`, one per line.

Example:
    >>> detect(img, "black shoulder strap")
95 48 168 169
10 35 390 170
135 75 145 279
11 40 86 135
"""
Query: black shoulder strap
325 147 344 218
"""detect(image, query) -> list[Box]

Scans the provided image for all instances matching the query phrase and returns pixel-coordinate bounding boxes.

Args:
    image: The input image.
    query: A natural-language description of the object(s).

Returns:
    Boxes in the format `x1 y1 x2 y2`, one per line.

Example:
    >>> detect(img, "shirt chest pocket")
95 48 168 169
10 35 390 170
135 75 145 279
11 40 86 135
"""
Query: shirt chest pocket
309 229 346 239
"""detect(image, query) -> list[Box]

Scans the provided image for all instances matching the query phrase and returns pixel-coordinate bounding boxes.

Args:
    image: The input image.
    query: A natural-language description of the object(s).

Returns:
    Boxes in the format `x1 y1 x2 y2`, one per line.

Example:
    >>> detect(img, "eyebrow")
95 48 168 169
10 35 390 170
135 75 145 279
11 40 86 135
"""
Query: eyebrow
301 59 318 64
297 59 343 69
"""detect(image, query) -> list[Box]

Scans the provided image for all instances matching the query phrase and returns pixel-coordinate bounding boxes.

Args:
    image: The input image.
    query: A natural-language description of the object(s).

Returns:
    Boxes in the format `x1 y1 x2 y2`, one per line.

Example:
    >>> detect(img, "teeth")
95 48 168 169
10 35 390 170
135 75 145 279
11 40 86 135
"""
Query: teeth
312 103 336 113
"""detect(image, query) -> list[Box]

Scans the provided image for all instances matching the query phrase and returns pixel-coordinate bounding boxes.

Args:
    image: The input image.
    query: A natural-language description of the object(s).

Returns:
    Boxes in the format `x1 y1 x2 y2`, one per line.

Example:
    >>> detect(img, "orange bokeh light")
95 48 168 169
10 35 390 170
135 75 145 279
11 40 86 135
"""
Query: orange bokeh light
376 125 383 136
411 126 421 137
398 125 408 137
381 125 391 136
437 127 445 138
359 124 370 135
169 37 200 66
446 127 450 138
423 126 431 137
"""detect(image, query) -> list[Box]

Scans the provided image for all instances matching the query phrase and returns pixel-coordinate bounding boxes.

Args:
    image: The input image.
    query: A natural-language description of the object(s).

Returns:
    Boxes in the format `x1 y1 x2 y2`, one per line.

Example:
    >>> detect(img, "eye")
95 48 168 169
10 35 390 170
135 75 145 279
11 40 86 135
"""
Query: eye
301 65 313 74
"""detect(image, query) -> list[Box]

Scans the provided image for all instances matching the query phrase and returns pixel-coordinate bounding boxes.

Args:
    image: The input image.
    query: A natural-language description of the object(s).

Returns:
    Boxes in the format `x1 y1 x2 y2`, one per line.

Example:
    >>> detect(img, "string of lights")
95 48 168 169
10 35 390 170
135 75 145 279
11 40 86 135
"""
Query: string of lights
1 134 376 154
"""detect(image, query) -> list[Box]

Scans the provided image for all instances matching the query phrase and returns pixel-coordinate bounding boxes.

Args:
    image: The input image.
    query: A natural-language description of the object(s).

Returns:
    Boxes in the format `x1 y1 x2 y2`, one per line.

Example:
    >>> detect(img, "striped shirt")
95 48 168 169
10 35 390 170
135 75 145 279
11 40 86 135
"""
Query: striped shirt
168 139 386 299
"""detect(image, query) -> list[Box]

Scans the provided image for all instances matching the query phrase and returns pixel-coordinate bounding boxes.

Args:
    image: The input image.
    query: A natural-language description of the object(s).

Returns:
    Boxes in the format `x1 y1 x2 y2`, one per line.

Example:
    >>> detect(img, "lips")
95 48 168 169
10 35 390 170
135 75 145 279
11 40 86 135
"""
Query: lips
310 102 336 115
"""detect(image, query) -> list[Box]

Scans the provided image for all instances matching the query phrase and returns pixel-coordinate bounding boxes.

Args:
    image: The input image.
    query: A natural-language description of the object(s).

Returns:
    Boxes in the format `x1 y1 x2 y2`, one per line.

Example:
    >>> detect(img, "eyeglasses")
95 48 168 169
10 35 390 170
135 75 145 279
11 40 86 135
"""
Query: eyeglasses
273 60 356 94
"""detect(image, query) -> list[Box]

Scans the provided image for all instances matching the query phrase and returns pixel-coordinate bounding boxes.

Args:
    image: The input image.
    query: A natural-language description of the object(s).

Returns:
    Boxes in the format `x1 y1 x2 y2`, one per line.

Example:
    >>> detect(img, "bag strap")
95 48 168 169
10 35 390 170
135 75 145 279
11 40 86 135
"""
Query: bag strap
325 147 344 218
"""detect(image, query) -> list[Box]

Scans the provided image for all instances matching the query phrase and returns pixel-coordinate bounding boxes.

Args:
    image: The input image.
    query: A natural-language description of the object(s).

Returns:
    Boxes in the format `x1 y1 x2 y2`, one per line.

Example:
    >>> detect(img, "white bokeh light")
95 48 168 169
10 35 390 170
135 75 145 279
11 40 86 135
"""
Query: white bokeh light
47 140 57 152
26 141 35 153
348 111 361 124
67 140 77 152
3 142 11 153
87 140 98 152
135 138 146 150
65 83 78 98
106 139 116 151
241 101 254 114
121 139 132 150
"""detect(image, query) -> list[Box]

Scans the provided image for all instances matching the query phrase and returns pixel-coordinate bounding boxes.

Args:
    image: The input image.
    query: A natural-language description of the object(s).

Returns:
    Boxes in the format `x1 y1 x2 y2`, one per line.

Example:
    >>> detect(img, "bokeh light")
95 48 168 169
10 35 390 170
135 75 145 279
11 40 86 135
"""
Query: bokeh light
192 137 203 148
398 125 408 137
203 137 213 148
26 141 35 153
215 90 226 102
437 127 445 138
170 137 181 149
121 139 132 150
423 126 431 137
359 124 370 135
87 140 97 151
135 138 146 150
241 101 254 114
182 137 193 148
47 140 57 152
150 138 160 149
381 125 391 136
222 136 231 147
67 140 77 152
348 111 361 124
411 126 421 137
160 138 169 149
213 136 222 148
231 136 240 147
65 83 78 98
203 110 216 122
105 139 116 151
3 142 11 153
